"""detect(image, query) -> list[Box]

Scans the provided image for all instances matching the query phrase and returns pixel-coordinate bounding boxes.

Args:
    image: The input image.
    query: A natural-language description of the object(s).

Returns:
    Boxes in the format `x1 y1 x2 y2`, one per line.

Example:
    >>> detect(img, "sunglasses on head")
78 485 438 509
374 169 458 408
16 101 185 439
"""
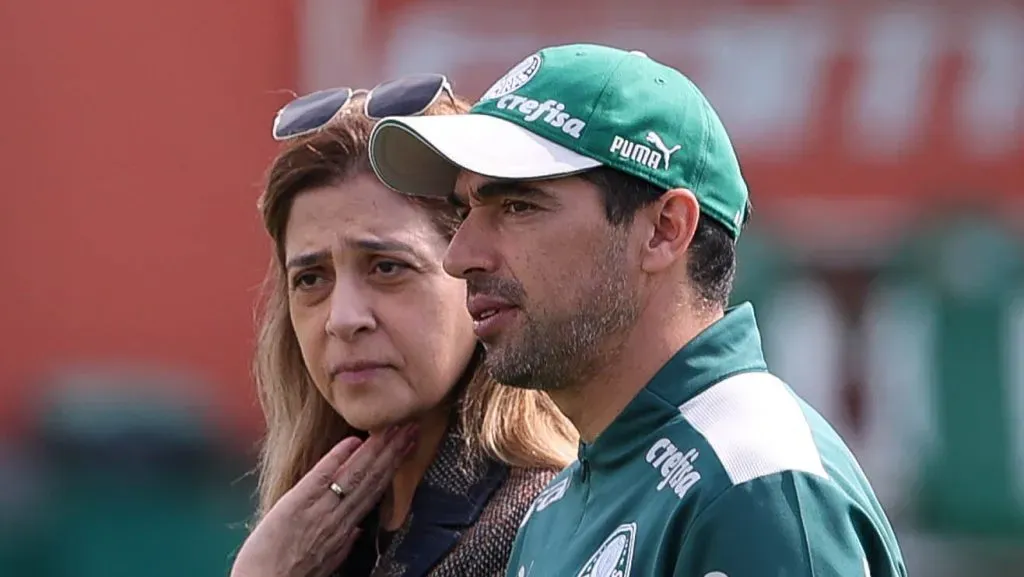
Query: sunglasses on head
271 73 454 141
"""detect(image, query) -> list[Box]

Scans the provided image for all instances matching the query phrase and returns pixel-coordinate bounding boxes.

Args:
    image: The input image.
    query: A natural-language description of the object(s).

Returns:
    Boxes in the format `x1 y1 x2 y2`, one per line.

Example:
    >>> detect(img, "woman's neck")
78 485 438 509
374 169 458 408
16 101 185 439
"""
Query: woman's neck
379 404 451 531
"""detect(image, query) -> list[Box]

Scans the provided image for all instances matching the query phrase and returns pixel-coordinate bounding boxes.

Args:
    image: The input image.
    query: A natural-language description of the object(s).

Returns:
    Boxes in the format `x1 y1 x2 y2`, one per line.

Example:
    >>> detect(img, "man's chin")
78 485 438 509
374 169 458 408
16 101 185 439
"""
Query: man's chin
482 348 544 390
479 327 520 357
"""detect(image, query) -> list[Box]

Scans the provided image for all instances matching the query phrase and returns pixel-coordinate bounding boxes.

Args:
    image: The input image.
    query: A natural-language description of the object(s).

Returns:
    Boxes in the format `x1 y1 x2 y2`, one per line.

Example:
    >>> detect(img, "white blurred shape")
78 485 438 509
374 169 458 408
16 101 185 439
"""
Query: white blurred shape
689 9 831 154
849 6 940 158
860 284 938 512
762 279 846 434
960 7 1024 158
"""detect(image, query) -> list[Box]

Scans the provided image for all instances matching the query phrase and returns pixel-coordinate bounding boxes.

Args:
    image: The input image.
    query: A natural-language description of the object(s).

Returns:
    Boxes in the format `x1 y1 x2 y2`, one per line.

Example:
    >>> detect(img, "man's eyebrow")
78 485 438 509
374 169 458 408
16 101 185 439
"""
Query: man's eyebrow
447 190 468 207
468 181 556 203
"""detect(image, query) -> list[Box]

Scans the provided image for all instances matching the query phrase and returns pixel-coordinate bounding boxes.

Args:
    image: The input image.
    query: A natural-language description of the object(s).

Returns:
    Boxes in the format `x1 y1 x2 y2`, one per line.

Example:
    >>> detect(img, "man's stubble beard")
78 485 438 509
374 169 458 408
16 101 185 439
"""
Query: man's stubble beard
483 233 641 392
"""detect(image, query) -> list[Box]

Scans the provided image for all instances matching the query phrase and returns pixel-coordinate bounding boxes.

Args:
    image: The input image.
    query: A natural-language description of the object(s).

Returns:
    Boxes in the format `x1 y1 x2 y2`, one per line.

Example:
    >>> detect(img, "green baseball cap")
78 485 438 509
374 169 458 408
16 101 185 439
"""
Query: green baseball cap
368 43 750 237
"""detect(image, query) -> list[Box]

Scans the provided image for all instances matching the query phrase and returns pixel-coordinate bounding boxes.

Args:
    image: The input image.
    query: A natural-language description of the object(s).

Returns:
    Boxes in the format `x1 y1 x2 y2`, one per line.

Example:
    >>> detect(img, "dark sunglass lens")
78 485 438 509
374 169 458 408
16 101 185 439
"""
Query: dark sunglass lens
365 74 445 118
274 88 352 138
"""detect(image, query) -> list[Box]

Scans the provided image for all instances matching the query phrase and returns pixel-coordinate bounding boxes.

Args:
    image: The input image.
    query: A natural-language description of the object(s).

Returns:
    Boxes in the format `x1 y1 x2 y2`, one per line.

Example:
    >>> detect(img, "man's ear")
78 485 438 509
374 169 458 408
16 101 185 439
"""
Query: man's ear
639 188 700 274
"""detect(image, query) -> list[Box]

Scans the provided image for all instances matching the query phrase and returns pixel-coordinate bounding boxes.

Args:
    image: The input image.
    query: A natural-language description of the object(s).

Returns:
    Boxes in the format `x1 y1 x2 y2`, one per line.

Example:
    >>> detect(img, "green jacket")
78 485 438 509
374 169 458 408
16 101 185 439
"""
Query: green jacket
507 304 907 577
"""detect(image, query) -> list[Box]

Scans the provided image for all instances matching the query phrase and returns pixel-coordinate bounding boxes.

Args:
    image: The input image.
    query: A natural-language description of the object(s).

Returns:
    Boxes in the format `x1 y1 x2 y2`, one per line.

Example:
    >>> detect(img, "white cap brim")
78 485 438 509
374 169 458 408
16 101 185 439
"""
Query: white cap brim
368 113 602 198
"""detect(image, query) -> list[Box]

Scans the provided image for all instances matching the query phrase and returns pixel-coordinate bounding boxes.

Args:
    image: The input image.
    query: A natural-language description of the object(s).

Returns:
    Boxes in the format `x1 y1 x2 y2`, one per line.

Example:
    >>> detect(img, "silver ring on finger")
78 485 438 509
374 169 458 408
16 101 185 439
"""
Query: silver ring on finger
328 481 347 500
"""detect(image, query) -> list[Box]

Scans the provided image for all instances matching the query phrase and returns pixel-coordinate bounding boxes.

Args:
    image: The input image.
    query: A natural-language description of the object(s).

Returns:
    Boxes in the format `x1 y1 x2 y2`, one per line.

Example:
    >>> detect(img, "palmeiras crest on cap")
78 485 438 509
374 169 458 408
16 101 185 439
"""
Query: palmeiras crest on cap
479 53 542 101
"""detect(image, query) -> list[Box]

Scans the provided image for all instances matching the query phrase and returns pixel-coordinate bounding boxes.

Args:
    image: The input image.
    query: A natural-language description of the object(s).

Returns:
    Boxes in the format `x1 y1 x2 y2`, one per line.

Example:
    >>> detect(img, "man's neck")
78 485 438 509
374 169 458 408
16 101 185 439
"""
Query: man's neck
380 404 451 531
550 303 723 443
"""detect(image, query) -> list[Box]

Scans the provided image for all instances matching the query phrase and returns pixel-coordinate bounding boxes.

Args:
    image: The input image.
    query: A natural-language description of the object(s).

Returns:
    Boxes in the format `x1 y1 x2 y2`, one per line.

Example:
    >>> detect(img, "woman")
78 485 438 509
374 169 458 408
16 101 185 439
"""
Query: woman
230 75 577 577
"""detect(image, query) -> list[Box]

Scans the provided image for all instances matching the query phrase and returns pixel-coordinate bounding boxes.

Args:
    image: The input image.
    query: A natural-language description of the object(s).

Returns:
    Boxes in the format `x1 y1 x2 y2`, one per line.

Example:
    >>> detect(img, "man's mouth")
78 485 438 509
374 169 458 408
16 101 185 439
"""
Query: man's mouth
467 294 516 320
467 294 519 338
476 308 500 320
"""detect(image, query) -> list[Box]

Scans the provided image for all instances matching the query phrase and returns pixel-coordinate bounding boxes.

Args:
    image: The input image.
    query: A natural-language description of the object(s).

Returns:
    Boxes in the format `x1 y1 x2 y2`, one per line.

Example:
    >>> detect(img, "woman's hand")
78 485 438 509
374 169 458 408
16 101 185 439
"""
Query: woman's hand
231 424 418 577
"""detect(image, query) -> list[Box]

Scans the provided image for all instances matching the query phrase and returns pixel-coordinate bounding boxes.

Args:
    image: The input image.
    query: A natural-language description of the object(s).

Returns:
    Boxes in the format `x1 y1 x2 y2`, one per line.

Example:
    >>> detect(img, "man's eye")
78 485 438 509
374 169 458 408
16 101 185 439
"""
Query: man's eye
504 200 535 214
448 197 470 220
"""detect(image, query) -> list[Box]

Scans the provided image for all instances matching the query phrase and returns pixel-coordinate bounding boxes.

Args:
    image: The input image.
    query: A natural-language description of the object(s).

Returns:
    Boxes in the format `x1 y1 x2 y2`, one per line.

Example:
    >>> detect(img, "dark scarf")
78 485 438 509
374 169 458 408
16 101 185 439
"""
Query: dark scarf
336 423 555 577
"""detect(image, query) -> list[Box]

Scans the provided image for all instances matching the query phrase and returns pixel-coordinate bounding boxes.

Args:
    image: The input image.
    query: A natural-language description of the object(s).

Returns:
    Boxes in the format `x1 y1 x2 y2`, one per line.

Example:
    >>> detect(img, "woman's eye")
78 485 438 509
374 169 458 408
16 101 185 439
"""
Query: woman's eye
373 260 410 277
291 272 323 289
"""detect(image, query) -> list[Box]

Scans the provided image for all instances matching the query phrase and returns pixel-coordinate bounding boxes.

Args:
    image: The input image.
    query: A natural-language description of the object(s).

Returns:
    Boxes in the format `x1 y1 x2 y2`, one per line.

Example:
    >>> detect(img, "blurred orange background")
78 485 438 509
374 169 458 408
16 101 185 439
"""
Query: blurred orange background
0 0 297 439
2 0 1020 440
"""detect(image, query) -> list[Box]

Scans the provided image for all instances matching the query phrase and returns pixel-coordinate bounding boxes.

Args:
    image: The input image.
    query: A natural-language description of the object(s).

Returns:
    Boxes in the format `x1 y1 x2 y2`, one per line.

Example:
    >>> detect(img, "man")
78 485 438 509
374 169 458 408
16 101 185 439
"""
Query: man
367 44 907 577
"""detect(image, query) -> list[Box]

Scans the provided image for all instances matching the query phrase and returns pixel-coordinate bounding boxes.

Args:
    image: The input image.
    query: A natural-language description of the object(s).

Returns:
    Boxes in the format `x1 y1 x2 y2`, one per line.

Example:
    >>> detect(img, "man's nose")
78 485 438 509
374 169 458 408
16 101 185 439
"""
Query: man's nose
443 213 499 280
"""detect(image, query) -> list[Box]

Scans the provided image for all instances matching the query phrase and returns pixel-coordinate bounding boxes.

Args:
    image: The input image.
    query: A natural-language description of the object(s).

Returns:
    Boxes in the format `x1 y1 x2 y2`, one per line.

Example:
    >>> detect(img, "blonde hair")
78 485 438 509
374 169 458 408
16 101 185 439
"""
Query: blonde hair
252 92 577 519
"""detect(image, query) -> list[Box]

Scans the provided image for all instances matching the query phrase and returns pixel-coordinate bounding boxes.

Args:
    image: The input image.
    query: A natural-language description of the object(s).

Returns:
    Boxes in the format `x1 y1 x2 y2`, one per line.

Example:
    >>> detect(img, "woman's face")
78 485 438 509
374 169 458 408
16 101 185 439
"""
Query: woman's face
283 174 476 432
